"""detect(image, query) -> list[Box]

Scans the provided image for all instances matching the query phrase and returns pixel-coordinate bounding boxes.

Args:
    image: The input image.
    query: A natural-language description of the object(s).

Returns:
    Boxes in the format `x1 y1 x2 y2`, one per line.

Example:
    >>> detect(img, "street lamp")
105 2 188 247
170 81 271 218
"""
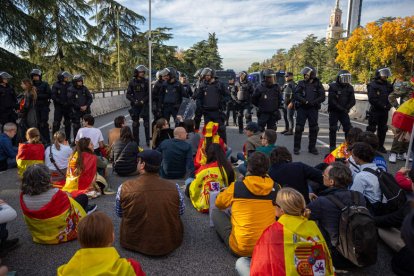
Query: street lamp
148 0 153 148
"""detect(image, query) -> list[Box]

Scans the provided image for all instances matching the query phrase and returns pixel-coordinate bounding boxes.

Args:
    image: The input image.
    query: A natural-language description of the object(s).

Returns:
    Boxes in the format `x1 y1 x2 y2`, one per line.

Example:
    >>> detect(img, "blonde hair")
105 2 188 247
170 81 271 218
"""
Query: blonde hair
26 128 41 144
275 187 311 218
53 131 66 151
151 118 168 147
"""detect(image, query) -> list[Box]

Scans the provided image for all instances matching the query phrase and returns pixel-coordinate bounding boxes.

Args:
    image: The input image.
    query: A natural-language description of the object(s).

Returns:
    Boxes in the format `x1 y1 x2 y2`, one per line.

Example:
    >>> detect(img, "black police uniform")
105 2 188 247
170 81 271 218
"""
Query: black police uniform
151 79 163 128
33 80 52 144
293 78 325 152
160 80 183 126
192 79 203 131
367 79 393 150
197 79 227 141
52 80 73 140
235 79 254 132
226 83 238 126
126 77 150 146
281 80 297 132
0 83 17 127
68 84 93 139
327 81 356 151
251 81 282 131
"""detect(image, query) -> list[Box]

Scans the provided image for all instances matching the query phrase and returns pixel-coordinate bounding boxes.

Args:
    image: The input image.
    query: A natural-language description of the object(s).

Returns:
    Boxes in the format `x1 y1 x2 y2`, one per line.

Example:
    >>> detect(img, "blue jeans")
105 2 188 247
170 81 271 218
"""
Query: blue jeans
235 257 251 276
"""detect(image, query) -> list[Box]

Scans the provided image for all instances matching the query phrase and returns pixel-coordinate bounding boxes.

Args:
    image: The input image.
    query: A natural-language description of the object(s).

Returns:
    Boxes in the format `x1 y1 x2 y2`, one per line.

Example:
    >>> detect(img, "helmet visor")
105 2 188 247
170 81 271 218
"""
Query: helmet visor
160 68 170 77
378 68 392 77
61 71 73 79
31 69 42 76
300 67 313 76
73 74 84 82
339 73 352 84
0 72 12 79
135 65 148 73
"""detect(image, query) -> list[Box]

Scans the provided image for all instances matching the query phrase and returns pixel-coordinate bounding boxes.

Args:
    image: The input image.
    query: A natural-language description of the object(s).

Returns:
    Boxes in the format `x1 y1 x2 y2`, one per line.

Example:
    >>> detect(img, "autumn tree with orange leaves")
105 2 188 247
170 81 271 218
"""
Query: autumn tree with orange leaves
336 16 414 83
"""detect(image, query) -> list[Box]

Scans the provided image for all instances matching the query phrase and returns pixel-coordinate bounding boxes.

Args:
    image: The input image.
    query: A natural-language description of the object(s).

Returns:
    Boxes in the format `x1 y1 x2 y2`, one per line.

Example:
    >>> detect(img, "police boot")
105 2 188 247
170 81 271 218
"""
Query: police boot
281 129 288 134
293 125 304 155
308 126 320 155
329 130 337 152
284 129 293 136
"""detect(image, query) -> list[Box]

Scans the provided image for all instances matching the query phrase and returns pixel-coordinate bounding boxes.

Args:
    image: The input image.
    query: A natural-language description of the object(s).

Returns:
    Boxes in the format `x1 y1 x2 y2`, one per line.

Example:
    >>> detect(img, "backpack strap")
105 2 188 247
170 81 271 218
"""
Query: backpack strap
326 194 347 210
362 167 380 176
351 190 360 206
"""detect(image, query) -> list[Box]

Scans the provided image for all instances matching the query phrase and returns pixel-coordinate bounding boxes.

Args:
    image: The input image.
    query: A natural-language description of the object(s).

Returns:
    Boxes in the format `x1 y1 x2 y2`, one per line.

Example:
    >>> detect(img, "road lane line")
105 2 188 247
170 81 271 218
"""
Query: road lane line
98 114 130 130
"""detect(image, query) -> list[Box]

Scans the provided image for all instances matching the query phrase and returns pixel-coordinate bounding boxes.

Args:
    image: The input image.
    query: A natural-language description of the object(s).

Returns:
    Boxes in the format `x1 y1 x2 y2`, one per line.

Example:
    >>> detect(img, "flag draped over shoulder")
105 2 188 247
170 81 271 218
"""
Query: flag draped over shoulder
323 142 349 164
62 152 97 197
20 190 86 244
16 143 45 177
392 97 414 133
194 122 225 170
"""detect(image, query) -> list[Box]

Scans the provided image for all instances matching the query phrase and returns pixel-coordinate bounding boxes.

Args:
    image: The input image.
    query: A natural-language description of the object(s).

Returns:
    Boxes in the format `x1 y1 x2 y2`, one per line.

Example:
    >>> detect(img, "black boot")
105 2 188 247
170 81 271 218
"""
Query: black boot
281 129 288 134
285 129 293 136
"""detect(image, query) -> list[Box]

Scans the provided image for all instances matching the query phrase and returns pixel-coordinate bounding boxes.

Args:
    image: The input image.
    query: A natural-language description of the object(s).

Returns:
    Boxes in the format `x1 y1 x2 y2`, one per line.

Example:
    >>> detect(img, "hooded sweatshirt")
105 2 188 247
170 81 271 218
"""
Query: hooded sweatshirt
215 175 276 256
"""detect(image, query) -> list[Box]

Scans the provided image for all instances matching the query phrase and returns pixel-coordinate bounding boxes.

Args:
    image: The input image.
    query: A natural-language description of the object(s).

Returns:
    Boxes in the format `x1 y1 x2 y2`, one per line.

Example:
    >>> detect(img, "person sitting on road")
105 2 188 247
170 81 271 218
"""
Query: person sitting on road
57 212 145 276
269 146 323 204
16 128 45 178
62 138 97 198
20 164 91 244
75 114 106 157
151 118 174 149
395 167 414 192
212 152 277 257
391 210 414 276
116 150 184 256
194 121 226 170
112 126 139 177
188 144 235 213
324 127 362 164
0 199 19 256
158 127 194 179
350 142 382 215
308 162 365 269
108 115 125 148
255 129 277 156
0 123 18 171
234 122 262 176
236 188 334 276
183 119 201 157
45 131 72 185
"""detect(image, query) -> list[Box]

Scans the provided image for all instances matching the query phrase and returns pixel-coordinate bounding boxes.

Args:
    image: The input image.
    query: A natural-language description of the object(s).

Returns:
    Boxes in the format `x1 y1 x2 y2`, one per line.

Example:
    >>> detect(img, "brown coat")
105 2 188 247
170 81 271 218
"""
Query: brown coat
120 173 183 256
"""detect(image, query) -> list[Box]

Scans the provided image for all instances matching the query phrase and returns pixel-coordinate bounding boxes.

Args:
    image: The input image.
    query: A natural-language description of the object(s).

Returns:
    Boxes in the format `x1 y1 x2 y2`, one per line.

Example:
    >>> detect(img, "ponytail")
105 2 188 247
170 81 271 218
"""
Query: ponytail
53 131 66 151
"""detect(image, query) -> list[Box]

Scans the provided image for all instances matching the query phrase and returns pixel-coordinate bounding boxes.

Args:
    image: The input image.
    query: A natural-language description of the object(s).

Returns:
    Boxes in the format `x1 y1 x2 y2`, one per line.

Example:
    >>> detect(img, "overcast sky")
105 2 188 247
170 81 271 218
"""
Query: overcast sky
117 0 414 71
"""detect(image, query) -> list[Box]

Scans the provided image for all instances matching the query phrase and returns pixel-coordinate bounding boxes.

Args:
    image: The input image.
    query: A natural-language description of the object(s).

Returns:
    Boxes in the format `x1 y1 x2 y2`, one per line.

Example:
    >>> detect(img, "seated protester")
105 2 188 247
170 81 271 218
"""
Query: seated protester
20 164 90 244
0 123 18 171
350 142 383 215
57 212 145 276
45 131 72 184
256 129 277 156
188 144 235 212
392 210 414 276
0 199 19 256
62 138 97 197
116 150 184 256
16 128 45 177
112 126 139 176
183 119 201 157
212 152 276 257
194 121 226 170
235 122 262 176
395 167 414 192
308 162 365 269
151 118 174 149
75 114 106 157
324 127 362 164
239 188 334 276
108 115 125 147
269 146 323 204
158 127 194 179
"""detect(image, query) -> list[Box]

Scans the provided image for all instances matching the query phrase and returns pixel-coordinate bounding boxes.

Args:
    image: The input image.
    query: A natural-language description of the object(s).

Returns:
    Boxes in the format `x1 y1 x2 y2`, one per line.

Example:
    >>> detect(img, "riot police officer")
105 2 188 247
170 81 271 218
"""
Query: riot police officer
226 77 238 126
235 71 254 133
52 71 73 141
159 67 184 126
30 69 52 144
281 72 296 135
126 65 150 146
0 72 17 129
68 74 93 139
179 72 192 98
328 70 356 151
152 70 163 128
293 66 325 155
367 67 393 153
192 68 204 131
196 68 227 141
251 69 282 132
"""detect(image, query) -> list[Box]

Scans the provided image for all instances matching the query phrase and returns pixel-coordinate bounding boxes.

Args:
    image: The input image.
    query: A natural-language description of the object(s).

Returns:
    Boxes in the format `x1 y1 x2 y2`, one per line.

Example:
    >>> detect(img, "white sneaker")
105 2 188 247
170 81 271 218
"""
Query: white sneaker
389 153 397 163
403 152 413 162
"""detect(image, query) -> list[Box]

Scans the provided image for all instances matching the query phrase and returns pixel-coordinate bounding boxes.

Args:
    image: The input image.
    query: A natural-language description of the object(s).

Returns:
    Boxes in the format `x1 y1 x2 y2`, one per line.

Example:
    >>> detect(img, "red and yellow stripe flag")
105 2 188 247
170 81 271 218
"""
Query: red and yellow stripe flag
324 142 350 164
62 152 97 197
392 97 414 133
16 143 45 177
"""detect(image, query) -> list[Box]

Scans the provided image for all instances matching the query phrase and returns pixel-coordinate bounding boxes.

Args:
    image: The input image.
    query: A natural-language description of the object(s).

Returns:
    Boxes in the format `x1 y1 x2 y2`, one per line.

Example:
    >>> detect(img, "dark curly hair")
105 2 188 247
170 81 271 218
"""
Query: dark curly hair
247 152 270 177
21 164 52 196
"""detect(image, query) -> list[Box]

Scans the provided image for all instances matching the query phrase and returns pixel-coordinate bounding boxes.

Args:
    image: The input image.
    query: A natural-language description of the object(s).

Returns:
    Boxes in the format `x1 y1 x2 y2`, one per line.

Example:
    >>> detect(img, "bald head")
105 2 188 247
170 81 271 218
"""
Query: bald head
174 127 187 140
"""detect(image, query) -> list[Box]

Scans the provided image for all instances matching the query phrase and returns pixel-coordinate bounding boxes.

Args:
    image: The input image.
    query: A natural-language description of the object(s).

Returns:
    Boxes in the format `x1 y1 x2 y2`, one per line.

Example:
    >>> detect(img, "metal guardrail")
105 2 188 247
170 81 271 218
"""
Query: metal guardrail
90 87 127 98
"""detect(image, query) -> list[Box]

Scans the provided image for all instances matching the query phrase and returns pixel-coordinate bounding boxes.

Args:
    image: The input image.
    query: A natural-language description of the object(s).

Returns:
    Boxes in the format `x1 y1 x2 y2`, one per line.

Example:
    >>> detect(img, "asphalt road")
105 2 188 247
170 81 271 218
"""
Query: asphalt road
1 108 403 275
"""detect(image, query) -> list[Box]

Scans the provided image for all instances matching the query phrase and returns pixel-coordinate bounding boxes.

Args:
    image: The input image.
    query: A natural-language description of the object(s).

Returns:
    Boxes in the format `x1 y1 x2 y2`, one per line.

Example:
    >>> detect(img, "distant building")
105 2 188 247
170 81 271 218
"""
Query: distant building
346 0 363 36
326 0 344 41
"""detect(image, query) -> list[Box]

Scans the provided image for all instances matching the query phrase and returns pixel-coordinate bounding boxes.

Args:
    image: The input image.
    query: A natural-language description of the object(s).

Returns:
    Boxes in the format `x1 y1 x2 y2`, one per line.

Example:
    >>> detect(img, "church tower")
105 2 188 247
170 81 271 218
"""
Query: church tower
326 0 343 41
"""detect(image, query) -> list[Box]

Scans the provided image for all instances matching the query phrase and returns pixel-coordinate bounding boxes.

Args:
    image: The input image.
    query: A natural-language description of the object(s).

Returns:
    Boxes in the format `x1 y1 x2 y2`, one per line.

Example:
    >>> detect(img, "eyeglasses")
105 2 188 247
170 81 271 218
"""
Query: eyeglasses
273 201 281 208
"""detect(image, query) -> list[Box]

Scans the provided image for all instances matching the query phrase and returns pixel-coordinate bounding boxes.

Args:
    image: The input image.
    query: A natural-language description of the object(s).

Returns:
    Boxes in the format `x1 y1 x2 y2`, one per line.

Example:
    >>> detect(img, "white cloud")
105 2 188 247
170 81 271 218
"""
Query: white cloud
121 0 414 71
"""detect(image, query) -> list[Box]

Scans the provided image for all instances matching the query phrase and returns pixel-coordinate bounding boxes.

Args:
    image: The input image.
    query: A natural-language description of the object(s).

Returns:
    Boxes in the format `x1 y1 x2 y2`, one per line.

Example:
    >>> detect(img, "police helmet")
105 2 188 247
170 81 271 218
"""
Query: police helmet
375 67 392 79
239 71 248 80
194 68 203 78
201 68 215 78
134 65 149 76
262 69 275 78
155 70 162 80
30 69 42 79
337 70 351 84
57 71 73 82
300 66 317 79
73 74 84 83
0 72 13 81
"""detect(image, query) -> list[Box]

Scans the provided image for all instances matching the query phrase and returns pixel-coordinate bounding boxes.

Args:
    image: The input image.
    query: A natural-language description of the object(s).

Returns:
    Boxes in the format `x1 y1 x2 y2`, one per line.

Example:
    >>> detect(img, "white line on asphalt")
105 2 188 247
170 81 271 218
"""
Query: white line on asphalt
98 114 129 130
317 139 330 148
318 112 368 127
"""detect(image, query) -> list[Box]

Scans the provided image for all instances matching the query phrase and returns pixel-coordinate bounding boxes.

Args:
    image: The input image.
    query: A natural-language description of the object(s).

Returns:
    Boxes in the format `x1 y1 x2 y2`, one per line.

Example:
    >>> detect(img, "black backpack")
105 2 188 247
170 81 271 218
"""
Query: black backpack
363 168 407 213
327 191 378 267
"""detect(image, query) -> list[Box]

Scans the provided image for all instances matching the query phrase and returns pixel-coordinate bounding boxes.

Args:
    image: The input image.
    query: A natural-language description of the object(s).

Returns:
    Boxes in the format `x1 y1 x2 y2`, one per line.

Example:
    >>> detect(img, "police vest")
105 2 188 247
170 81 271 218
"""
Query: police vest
237 82 250 102
203 83 222 111
163 83 181 104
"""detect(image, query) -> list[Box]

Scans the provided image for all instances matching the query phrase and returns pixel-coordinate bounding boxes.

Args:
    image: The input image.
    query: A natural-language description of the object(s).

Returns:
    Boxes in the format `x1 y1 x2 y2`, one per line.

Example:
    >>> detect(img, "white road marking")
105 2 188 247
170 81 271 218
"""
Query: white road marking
98 114 130 130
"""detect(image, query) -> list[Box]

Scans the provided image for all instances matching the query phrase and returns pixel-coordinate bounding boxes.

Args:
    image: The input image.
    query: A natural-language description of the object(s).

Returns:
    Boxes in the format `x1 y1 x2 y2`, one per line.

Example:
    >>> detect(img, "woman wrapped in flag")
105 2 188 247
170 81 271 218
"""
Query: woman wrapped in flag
16 128 45 177
323 127 362 164
20 164 87 244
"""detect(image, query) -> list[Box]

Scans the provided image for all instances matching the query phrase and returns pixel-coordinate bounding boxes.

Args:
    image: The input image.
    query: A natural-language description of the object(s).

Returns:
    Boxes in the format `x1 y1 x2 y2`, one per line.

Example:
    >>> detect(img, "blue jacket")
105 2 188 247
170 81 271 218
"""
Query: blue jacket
158 138 194 179
0 133 17 161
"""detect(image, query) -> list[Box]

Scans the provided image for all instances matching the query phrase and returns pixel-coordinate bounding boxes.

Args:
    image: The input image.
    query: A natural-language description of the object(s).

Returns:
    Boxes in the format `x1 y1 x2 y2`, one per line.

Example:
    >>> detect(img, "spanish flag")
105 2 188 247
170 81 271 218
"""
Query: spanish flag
20 190 86 244
57 247 146 276
194 122 225 170
62 152 97 197
16 143 45 177
324 142 350 164
392 97 414 133
250 214 334 276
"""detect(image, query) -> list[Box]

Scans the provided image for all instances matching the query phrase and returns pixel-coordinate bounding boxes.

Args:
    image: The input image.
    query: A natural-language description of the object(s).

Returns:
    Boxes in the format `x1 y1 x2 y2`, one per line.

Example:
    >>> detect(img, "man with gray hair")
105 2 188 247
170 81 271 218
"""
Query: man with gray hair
0 123 18 171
